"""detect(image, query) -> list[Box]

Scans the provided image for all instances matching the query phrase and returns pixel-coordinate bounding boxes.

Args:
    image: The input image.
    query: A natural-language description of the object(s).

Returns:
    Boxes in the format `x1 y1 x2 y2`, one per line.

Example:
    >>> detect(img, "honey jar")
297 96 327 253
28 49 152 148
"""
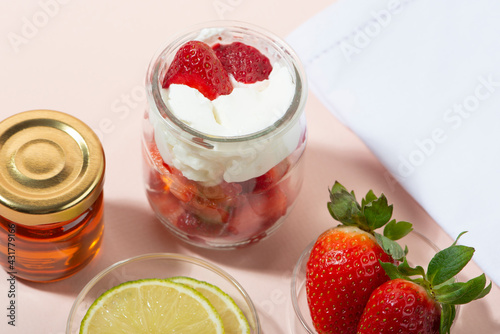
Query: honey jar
0 110 105 282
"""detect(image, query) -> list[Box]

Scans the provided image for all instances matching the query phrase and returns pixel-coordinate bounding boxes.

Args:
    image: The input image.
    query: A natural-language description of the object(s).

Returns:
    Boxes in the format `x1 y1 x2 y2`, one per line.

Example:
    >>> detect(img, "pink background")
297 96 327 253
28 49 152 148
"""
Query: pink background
1 0 499 333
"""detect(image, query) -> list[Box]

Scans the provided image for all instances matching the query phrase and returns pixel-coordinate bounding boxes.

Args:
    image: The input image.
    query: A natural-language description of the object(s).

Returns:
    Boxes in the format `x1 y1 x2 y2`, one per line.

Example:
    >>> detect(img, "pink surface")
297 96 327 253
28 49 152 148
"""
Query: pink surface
0 1 499 333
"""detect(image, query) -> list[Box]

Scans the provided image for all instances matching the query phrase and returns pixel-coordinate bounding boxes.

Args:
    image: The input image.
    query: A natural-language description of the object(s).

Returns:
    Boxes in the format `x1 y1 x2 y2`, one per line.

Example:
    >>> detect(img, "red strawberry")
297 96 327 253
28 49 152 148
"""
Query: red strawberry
212 42 273 83
358 279 441 334
358 233 492 334
306 182 413 334
184 182 242 225
176 211 226 238
165 176 195 202
147 142 197 202
197 182 243 200
247 186 287 223
225 199 262 240
254 159 290 192
307 227 394 334
239 158 290 193
185 194 236 225
162 41 233 100
149 191 184 224
147 142 172 176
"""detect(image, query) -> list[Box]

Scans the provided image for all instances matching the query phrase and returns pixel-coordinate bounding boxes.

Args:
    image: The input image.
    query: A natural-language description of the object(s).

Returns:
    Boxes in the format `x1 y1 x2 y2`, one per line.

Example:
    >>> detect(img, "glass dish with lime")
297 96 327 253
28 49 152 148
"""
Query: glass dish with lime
66 253 260 333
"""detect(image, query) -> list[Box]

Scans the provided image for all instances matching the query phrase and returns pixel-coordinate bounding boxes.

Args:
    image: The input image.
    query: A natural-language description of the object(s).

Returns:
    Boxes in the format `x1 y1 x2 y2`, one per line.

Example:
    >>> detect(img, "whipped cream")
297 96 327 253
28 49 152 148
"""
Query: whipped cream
161 63 293 136
151 59 302 186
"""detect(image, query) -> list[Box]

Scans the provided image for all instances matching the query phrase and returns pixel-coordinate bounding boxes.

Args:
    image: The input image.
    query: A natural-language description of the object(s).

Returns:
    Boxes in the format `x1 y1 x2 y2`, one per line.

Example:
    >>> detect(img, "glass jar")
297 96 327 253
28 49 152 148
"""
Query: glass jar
0 110 105 282
142 22 307 249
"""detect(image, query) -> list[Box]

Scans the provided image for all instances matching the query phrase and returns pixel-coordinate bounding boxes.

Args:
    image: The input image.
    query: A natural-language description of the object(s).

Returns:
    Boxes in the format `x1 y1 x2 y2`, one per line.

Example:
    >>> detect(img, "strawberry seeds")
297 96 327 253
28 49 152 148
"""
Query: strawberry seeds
162 40 272 100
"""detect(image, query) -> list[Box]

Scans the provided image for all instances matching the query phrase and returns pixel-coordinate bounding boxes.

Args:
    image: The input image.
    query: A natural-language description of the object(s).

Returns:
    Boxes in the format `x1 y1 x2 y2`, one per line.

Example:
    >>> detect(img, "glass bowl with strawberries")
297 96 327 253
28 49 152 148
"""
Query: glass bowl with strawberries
291 231 445 333
143 21 308 249
288 182 478 334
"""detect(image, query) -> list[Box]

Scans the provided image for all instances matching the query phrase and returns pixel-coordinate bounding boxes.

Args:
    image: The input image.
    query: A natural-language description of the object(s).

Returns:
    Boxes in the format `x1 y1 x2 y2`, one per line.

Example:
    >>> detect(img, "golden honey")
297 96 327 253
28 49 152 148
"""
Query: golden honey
0 110 105 282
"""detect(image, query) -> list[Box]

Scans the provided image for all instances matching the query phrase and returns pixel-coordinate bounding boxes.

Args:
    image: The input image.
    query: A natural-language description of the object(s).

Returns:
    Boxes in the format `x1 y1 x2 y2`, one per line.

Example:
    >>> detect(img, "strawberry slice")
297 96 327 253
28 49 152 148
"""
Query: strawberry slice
176 211 227 238
197 182 243 200
148 191 185 224
212 42 273 83
163 174 197 203
147 142 197 202
226 187 287 243
225 197 262 240
162 41 233 100
254 159 290 192
147 142 172 176
239 158 290 193
247 187 287 222
186 195 237 225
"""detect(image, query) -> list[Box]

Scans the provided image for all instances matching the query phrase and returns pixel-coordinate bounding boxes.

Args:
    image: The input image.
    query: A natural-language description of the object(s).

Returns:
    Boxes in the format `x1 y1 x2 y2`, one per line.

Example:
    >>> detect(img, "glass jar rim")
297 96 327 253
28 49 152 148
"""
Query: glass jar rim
145 20 308 146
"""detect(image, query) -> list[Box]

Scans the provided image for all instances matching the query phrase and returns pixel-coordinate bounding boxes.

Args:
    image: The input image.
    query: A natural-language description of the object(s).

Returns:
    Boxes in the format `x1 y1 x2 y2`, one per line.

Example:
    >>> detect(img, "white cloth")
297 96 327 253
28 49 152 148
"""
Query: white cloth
287 0 500 284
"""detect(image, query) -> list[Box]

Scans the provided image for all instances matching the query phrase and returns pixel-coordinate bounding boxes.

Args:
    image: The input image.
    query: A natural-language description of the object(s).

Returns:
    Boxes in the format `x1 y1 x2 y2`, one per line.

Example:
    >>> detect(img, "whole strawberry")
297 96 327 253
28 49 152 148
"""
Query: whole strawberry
162 41 233 100
358 278 441 333
306 182 413 334
358 233 492 334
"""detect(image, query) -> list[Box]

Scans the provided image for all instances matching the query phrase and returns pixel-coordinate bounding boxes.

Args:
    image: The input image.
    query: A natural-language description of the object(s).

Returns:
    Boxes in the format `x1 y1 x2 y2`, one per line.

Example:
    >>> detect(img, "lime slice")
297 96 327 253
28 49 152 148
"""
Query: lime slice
170 276 250 334
80 279 224 334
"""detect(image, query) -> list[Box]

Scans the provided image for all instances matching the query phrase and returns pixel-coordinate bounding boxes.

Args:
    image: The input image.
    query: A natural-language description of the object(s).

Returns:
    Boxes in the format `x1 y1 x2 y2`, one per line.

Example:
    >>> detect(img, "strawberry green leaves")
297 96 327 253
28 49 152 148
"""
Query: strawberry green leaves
363 191 393 229
327 182 363 227
434 274 491 304
327 181 413 260
428 233 491 308
440 304 456 334
381 257 426 281
383 219 413 240
430 243 491 307
328 182 405 233
427 245 474 286
375 234 407 261
378 232 492 334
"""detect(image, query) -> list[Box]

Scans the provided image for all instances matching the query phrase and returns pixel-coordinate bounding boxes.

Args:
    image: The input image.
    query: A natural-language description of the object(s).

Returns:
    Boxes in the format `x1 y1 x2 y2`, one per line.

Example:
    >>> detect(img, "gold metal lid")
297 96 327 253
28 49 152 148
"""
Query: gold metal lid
0 110 105 226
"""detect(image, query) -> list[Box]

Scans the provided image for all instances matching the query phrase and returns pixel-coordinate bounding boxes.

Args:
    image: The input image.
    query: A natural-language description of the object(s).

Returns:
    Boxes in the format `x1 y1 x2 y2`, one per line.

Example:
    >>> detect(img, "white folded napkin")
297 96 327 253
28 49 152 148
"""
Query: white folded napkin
287 0 500 285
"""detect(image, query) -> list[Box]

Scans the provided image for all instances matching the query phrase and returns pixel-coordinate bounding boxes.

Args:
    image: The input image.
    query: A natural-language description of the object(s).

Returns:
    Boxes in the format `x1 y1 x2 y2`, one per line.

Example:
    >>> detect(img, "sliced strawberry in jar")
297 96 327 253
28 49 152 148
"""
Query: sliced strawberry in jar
254 163 288 192
145 169 165 193
149 191 185 224
147 142 172 175
248 187 288 222
212 42 273 84
181 181 241 225
163 174 197 203
186 195 237 225
226 197 262 240
240 158 291 193
147 142 197 202
162 41 233 100
197 182 243 200
176 211 227 237
228 187 288 240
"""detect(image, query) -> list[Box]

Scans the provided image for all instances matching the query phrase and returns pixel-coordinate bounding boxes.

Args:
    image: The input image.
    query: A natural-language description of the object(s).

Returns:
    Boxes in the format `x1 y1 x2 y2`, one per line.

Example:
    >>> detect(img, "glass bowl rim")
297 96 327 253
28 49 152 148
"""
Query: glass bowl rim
66 252 261 333
291 239 315 333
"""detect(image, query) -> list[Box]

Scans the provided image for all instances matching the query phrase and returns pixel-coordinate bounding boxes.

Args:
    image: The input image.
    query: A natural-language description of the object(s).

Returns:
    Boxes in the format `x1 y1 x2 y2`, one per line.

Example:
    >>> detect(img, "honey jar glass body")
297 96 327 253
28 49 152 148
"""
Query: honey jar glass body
0 110 105 282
